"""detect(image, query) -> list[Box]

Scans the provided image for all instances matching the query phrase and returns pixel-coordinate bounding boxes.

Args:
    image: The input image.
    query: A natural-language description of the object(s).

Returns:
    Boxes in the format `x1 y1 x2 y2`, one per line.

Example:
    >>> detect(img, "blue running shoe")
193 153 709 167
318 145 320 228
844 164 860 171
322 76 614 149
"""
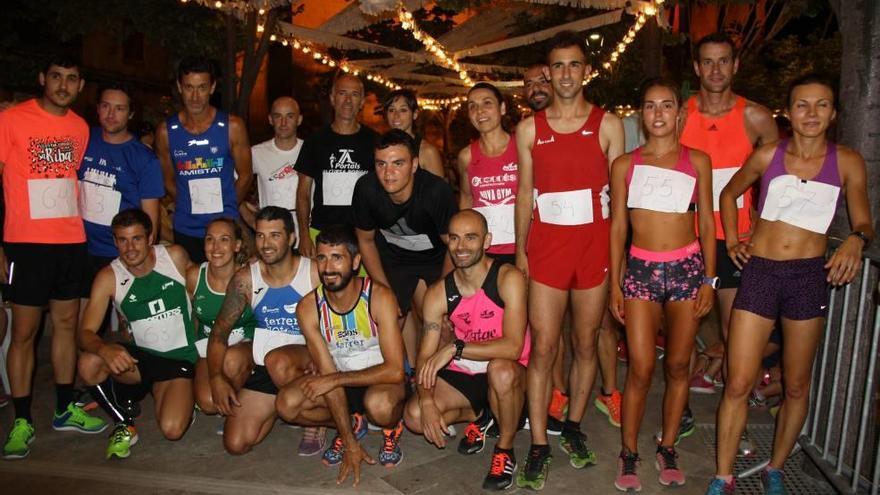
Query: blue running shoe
705 477 735 494
761 467 787 495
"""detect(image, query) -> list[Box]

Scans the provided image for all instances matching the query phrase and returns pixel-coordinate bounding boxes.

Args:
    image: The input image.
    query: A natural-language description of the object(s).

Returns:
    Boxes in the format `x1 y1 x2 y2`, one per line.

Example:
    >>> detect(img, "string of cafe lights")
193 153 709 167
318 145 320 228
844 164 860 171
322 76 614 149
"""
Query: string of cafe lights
182 0 403 91
585 0 664 84
397 5 474 87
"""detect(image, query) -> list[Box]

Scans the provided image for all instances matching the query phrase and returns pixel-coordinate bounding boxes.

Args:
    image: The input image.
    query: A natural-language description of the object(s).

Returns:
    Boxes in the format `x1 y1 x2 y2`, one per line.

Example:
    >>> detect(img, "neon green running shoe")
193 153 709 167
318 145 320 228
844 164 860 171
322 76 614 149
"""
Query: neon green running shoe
516 446 552 490
559 429 597 469
106 424 138 459
52 402 108 434
3 418 35 460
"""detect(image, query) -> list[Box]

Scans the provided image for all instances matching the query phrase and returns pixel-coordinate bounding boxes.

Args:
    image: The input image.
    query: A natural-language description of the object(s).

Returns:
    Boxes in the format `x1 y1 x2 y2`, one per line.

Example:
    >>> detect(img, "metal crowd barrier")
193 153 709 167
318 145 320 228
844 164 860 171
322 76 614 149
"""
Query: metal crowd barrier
800 243 880 494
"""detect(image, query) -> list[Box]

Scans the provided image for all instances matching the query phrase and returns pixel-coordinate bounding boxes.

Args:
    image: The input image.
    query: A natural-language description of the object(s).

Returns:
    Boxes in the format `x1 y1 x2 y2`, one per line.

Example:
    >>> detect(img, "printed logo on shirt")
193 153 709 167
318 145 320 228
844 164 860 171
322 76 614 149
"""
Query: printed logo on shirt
188 139 209 147
536 136 555 146
269 163 297 181
456 312 472 325
471 174 517 189
462 328 499 342
502 162 518 172
176 157 225 176
28 136 80 175
329 149 361 171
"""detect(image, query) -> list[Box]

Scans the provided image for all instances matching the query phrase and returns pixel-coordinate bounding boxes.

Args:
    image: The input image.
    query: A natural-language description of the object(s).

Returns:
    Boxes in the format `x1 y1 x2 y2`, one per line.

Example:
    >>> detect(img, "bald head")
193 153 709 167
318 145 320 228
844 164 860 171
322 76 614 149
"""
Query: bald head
447 209 490 269
451 209 489 236
268 96 301 141
330 74 365 124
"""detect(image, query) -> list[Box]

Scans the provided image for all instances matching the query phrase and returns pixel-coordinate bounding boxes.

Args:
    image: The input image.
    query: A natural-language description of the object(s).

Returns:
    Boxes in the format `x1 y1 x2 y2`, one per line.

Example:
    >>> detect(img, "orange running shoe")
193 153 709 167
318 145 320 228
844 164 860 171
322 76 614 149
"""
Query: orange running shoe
594 389 622 427
548 389 569 421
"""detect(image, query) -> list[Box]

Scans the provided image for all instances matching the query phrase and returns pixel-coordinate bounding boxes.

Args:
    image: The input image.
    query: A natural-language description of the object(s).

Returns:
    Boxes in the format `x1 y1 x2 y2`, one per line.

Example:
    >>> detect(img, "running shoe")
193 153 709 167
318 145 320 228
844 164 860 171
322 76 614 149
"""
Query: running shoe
749 391 767 408
515 445 552 490
737 431 755 457
378 420 404 467
297 426 326 456
655 445 685 486
655 335 666 360
523 416 563 436
761 466 787 495
52 402 108 434
2 418 34 460
689 374 716 394
704 477 736 494
594 389 622 427
559 428 597 469
614 451 641 492
458 409 494 455
654 407 695 446
483 447 516 491
74 389 99 412
548 389 569 421
106 424 138 459
322 413 368 466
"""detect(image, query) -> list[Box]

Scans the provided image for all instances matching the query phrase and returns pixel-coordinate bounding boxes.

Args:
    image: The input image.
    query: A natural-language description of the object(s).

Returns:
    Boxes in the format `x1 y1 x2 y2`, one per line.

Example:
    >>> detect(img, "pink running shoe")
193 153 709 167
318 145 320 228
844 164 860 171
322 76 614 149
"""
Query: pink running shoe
615 451 641 492
689 374 715 394
655 446 686 486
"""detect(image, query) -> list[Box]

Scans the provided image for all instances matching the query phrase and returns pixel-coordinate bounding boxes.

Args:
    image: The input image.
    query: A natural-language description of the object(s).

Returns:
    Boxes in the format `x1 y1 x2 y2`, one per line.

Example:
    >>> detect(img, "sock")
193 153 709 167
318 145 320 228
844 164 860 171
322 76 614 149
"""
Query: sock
563 419 580 433
13 396 33 423
716 474 734 482
55 383 74 414
495 445 513 455
529 443 550 457
87 379 132 426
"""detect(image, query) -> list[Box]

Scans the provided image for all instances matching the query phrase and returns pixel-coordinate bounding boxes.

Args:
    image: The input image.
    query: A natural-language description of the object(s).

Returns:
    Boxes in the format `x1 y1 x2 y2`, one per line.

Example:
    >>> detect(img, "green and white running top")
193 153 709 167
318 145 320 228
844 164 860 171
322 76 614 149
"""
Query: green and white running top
111 245 198 363
192 262 256 358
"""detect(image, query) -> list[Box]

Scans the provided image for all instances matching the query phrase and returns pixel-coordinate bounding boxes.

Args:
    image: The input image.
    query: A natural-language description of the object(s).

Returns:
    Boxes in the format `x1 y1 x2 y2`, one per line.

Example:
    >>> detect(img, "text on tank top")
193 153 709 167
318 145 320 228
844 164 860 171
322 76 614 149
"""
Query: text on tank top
625 145 698 213
316 277 384 373
468 136 518 253
531 106 610 226
192 262 256 358
167 111 239 236
112 245 197 363
758 138 842 235
679 96 754 238
445 261 530 375
250 257 314 365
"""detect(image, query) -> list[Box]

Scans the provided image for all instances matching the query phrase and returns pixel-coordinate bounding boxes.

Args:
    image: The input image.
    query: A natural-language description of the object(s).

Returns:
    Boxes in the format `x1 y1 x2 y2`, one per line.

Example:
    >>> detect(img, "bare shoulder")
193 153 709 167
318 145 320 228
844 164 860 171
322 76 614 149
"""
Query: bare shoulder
165 244 190 269
750 141 780 162
516 115 536 136
228 114 246 133
743 99 775 124
611 150 633 171
687 148 711 166
497 263 526 292
185 263 200 291
835 144 866 171
457 144 471 165
601 110 623 126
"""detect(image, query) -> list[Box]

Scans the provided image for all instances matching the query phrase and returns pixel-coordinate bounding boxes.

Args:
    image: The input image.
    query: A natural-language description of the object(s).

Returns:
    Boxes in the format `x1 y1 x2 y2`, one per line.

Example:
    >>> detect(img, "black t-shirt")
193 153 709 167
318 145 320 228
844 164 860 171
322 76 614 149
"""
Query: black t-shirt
294 124 378 229
352 168 458 265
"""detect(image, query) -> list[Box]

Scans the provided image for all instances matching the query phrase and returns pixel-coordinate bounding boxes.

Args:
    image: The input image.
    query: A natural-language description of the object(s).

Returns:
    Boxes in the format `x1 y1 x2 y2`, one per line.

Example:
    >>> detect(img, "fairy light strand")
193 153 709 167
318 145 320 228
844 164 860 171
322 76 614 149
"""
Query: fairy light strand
397 5 474 87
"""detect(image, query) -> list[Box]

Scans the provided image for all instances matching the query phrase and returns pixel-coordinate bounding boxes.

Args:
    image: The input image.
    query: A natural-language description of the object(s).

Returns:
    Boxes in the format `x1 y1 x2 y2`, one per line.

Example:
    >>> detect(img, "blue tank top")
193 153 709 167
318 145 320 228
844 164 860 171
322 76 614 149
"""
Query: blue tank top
249 257 315 364
166 111 239 237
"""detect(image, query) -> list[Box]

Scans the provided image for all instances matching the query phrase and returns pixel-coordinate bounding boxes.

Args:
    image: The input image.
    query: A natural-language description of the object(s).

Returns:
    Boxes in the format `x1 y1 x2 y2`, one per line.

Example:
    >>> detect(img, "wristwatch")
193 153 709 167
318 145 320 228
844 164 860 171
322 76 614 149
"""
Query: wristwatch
849 231 872 248
702 276 720 289
453 339 466 361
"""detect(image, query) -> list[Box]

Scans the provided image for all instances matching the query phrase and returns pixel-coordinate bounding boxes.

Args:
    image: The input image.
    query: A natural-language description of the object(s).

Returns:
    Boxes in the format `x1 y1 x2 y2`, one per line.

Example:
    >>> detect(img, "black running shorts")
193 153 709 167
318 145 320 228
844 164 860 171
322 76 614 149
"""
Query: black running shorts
5 242 87 306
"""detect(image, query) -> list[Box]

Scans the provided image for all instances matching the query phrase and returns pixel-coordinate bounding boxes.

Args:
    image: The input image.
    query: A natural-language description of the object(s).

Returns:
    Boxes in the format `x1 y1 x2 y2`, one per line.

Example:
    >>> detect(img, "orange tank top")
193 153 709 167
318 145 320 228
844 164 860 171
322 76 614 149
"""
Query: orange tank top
680 95 753 240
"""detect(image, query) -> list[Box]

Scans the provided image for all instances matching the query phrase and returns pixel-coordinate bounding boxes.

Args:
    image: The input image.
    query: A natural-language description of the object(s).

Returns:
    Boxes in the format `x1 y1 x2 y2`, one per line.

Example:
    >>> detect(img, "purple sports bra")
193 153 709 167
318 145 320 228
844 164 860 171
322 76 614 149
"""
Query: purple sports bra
757 138 842 213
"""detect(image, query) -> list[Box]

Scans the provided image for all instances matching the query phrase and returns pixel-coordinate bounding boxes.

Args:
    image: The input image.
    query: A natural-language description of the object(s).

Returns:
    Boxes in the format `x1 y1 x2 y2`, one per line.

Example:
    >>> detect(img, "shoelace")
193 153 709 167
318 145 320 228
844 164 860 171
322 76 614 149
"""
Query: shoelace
525 448 547 473
566 430 587 453
488 452 511 476
11 423 31 441
463 422 483 444
111 425 130 442
382 426 399 453
658 448 678 470
330 436 344 453
621 453 640 475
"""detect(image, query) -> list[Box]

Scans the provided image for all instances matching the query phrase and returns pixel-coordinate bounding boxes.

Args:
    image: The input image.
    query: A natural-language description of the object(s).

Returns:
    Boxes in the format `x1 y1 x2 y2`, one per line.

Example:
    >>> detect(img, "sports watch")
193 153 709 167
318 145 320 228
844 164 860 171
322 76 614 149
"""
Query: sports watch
849 231 872 248
453 339 466 360
702 276 720 289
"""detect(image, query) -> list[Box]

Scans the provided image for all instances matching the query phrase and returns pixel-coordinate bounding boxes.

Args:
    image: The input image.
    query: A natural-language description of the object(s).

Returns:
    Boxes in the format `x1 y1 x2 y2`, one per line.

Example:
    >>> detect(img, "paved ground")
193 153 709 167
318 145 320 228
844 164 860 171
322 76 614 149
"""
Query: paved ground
0 320 826 495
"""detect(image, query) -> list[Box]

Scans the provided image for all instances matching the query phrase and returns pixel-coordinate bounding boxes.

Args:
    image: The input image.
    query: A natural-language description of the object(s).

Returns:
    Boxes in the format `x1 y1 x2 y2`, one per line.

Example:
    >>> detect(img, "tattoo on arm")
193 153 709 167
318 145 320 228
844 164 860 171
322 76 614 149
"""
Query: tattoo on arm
209 273 250 344
424 322 441 333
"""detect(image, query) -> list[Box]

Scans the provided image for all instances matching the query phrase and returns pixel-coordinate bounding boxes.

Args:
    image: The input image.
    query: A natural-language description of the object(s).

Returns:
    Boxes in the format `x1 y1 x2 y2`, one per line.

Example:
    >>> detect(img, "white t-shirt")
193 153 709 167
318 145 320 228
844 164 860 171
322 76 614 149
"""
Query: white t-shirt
251 138 302 211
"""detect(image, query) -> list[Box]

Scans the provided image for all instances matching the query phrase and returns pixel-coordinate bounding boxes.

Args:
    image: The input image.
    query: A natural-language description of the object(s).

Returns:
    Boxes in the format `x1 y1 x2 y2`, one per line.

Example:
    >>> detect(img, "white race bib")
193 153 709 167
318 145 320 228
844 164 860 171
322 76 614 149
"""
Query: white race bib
252 327 304 366
454 358 489 374
322 171 365 206
473 204 515 245
380 230 434 251
188 177 224 214
79 181 122 226
333 349 384 373
28 178 77 219
129 310 188 354
760 175 840 234
535 189 594 225
194 328 246 359
627 165 696 214
712 168 745 211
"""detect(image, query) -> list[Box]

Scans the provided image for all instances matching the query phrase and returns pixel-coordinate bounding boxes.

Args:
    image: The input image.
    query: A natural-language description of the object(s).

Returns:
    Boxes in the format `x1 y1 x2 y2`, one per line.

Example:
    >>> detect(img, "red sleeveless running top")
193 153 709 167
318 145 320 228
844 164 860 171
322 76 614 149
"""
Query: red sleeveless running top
680 95 753 240
468 135 518 255
531 105 609 225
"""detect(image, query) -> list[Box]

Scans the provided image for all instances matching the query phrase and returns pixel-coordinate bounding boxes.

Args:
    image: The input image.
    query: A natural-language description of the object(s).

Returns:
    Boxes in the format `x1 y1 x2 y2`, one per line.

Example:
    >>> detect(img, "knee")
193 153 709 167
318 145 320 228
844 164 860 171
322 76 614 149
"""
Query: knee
572 336 597 360
364 390 398 427
224 432 254 456
783 381 810 402
628 361 655 388
724 375 754 401
194 386 217 415
222 351 251 379
488 360 519 394
529 337 559 369
159 416 190 441
275 385 304 422
403 398 423 434
265 352 299 386
664 357 690 381
77 353 107 385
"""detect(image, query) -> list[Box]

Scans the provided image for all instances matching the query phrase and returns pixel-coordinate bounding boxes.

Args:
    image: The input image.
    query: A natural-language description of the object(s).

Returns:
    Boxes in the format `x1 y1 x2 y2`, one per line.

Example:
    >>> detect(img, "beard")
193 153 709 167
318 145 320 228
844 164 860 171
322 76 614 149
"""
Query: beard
322 269 355 292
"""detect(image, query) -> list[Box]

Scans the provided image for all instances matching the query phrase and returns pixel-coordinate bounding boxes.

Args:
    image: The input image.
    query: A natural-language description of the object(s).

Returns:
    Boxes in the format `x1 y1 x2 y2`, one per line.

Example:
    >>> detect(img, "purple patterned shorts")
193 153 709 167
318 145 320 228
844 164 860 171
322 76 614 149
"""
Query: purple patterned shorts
623 249 704 303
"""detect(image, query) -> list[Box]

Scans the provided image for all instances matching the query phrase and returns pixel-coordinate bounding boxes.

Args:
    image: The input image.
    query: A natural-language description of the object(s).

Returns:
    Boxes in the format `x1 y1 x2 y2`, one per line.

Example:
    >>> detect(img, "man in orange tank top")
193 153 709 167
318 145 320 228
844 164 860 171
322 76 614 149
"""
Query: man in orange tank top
514 31 624 490
679 32 778 456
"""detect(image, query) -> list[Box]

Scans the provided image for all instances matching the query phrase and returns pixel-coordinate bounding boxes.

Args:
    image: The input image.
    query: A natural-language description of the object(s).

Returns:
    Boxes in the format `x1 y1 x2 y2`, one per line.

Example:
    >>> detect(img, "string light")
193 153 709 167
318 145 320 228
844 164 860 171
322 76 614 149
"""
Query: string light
585 1 659 85
397 5 473 86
